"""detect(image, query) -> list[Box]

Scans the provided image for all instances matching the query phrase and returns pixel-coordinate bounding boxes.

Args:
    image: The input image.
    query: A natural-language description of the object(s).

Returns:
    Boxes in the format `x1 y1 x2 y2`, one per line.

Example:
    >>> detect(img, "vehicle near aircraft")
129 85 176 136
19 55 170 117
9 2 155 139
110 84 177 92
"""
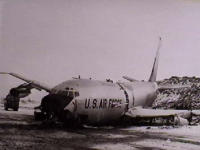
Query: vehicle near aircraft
4 94 20 111
0 38 196 126
3 83 35 111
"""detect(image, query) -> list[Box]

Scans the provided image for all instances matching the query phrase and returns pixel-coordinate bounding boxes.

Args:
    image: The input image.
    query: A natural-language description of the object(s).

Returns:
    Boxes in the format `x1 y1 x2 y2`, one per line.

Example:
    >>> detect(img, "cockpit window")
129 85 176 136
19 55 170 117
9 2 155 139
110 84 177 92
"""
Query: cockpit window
56 87 79 98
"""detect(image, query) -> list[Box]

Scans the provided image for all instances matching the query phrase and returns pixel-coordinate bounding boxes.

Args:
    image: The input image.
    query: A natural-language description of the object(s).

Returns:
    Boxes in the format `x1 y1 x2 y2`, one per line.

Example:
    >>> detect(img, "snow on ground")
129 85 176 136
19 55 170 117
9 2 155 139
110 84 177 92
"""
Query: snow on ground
122 126 200 150
1 99 200 150
0 104 34 115
0 98 39 115
87 125 200 150
135 138 200 150
92 143 138 150
126 126 200 142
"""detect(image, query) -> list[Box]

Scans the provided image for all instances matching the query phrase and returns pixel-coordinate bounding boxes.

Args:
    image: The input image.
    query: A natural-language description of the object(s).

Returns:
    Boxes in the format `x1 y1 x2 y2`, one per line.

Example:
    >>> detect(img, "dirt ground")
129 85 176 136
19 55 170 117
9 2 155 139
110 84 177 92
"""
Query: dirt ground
0 104 200 150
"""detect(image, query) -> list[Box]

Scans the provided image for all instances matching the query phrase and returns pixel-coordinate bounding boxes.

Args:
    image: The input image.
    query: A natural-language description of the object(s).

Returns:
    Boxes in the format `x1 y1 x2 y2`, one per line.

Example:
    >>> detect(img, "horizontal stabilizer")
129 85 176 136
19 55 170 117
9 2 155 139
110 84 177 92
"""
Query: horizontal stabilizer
122 76 138 82
0 72 52 93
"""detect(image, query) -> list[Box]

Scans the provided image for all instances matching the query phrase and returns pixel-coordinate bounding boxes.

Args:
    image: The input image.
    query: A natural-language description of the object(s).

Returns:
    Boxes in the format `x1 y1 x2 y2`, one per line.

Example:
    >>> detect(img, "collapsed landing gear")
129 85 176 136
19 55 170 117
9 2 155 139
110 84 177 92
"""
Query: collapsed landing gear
34 108 81 128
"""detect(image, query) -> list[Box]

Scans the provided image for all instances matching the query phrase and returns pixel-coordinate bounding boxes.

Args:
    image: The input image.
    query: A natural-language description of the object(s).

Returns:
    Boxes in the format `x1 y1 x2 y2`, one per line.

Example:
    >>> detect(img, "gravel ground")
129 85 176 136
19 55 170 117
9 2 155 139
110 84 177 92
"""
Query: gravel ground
0 104 200 150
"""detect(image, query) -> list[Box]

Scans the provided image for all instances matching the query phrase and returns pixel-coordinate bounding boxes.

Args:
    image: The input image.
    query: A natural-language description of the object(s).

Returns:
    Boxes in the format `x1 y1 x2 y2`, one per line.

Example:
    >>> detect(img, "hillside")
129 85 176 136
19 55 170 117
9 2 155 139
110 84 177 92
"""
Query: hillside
153 76 200 110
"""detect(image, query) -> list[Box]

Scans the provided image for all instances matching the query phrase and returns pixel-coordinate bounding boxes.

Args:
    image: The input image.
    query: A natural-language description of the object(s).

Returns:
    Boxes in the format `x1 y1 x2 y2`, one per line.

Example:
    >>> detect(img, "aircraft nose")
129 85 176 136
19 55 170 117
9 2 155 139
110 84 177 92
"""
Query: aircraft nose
64 99 77 113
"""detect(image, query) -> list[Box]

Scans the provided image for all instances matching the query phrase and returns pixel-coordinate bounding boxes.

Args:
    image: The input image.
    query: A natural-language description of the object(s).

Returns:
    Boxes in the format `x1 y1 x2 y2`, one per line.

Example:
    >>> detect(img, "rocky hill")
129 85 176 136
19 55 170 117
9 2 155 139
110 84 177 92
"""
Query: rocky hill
153 76 200 110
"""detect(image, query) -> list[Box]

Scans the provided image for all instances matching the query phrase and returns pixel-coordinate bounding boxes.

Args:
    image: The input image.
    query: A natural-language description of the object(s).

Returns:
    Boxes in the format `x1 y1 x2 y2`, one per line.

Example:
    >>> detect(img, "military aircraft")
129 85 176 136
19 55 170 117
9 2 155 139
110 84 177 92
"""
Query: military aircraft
0 38 195 126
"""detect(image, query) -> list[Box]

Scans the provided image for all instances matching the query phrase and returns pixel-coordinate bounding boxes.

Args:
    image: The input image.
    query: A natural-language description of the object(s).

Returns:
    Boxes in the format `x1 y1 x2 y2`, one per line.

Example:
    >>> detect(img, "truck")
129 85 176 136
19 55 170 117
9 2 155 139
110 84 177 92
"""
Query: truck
4 83 33 111
4 94 20 111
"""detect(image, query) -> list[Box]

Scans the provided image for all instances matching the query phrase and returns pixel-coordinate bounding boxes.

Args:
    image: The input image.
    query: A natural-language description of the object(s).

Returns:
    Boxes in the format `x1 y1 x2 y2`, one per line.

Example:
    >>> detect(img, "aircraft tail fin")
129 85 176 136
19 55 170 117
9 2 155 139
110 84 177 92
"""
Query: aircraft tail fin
148 37 162 82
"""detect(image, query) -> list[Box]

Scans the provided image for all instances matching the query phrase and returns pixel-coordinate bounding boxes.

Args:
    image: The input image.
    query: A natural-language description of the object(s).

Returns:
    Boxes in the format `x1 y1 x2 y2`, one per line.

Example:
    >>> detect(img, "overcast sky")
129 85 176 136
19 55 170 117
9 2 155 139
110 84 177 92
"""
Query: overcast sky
1 0 200 99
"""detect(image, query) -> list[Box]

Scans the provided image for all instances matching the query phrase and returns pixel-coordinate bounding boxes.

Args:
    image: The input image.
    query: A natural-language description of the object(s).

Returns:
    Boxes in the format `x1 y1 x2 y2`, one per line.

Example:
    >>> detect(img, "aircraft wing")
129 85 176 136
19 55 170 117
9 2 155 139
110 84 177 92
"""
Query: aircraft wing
125 107 192 119
0 72 52 93
157 84 191 91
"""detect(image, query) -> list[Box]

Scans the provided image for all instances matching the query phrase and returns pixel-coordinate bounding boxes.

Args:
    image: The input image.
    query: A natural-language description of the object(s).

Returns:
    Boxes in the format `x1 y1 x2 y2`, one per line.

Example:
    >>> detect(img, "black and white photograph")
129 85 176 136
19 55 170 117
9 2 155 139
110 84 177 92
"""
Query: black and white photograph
1 0 200 149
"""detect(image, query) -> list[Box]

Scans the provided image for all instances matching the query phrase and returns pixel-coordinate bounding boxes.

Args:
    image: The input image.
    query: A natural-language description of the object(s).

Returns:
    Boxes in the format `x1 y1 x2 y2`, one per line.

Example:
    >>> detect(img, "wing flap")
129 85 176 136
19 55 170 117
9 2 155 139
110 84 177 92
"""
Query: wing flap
158 84 191 91
125 107 191 118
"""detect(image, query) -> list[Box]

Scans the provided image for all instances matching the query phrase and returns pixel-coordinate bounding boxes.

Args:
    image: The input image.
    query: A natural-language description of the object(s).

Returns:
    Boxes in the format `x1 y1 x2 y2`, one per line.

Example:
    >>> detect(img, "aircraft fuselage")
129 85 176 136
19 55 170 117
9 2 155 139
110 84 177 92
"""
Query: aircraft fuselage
50 78 157 125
